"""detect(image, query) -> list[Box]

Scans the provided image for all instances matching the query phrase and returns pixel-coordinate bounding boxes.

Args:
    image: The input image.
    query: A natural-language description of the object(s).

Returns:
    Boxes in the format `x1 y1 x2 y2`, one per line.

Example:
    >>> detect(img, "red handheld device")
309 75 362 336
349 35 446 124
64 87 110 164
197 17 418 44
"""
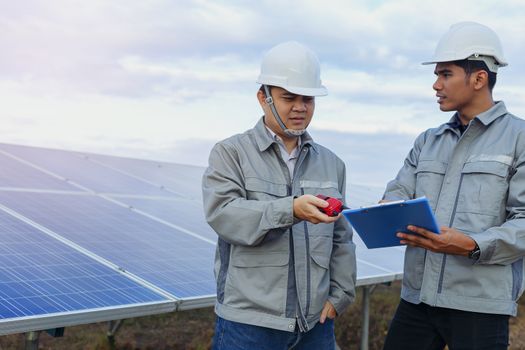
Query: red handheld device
315 194 347 217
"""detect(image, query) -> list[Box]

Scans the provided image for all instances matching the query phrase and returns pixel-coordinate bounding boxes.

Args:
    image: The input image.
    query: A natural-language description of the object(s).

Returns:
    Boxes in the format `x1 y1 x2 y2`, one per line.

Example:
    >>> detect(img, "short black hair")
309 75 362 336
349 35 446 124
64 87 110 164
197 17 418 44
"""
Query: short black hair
259 85 272 96
452 59 497 92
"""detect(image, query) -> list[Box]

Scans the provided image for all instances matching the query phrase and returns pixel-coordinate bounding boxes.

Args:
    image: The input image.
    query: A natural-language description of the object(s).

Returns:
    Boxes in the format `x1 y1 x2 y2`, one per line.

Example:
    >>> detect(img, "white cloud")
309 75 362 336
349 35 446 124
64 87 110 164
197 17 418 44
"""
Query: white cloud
1 0 525 165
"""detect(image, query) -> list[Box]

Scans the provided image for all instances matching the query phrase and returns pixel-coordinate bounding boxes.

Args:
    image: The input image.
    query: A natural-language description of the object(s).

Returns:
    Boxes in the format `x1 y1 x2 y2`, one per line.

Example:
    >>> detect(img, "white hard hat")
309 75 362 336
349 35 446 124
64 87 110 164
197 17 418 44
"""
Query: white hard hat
257 41 327 96
422 21 508 73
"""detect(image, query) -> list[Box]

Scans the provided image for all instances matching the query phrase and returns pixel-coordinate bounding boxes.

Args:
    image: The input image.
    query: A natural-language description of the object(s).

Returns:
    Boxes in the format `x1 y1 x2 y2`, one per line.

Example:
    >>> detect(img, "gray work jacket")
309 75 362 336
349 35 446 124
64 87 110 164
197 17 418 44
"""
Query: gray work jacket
384 101 525 316
202 117 356 332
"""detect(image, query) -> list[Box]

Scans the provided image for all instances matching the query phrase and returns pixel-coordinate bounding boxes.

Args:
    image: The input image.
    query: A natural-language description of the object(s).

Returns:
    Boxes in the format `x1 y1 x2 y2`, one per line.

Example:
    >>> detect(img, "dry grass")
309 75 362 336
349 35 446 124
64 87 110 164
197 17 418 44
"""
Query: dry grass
1 282 524 350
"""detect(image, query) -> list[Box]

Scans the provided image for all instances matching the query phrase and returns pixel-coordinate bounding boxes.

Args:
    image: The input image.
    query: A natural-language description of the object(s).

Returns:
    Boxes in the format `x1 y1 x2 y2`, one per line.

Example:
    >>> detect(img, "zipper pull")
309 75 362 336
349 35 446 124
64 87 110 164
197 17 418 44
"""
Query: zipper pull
508 166 517 181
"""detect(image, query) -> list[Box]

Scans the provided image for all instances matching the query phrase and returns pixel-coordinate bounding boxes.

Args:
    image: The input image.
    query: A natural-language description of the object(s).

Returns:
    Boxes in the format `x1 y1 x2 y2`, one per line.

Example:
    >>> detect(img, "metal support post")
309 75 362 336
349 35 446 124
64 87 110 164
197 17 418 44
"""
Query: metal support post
360 284 378 350
360 286 371 350
25 331 40 350
107 319 123 345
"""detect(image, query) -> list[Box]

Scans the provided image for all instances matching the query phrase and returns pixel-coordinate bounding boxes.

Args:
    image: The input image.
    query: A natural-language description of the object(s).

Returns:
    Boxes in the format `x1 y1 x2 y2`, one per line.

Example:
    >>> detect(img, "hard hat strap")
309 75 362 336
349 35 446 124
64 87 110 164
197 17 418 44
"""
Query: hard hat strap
263 85 306 137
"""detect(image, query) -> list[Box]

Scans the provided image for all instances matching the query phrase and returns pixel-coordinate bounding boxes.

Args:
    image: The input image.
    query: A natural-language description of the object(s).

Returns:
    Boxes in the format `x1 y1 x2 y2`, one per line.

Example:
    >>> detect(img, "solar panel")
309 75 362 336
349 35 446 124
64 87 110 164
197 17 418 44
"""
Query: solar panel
356 246 404 285
0 151 79 192
0 191 216 300
0 208 173 334
0 142 403 338
108 196 217 240
0 144 175 197
86 153 206 199
347 183 385 209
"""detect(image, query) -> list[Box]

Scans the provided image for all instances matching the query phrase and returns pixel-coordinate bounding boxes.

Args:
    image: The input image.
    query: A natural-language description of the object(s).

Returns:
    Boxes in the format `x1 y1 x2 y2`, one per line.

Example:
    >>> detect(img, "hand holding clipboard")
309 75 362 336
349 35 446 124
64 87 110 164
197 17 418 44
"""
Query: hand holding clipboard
342 197 439 249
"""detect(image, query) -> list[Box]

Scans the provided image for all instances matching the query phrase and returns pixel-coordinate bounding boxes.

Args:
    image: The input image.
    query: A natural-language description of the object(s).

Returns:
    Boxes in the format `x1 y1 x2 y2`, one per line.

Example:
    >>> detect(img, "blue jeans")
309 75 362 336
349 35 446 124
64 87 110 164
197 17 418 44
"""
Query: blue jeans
212 316 335 350
383 299 509 350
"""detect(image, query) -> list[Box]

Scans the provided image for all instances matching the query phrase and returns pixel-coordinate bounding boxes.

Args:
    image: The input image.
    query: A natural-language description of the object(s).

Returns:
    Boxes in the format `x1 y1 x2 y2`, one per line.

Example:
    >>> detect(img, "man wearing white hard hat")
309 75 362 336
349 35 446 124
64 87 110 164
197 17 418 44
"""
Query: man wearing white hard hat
202 42 356 349
382 22 525 349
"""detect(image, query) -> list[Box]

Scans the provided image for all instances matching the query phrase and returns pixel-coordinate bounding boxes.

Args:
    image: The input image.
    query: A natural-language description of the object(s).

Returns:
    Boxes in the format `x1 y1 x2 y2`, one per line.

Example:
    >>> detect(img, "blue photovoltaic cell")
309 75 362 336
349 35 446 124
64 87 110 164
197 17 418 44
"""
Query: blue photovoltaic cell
87 154 205 199
0 144 174 197
109 197 217 240
356 246 405 281
344 183 385 209
0 191 216 299
355 262 394 281
0 210 167 320
0 152 79 192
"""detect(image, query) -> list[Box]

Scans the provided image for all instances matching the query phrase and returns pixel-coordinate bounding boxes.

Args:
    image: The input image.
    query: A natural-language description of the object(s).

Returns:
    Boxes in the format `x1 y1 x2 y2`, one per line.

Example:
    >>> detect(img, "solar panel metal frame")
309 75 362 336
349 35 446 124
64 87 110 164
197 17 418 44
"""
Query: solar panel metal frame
0 301 176 336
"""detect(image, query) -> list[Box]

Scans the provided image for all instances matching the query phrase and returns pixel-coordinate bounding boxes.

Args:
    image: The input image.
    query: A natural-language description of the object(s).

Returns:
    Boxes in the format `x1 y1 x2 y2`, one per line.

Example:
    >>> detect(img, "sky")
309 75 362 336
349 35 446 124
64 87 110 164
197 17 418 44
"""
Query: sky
1 0 525 186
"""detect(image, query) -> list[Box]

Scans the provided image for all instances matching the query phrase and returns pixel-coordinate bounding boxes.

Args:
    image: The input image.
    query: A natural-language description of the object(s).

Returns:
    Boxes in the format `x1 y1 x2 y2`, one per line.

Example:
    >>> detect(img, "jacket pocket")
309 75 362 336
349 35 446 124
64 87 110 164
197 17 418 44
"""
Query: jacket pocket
456 161 509 216
453 212 501 237
245 177 288 200
299 181 342 200
414 160 447 210
225 252 288 315
309 235 332 316
441 255 512 300
402 247 426 291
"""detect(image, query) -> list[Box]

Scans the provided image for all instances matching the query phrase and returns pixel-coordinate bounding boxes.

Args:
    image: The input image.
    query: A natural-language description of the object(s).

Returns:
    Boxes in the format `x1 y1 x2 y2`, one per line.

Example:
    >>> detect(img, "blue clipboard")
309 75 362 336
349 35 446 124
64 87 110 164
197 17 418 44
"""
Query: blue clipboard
342 197 439 249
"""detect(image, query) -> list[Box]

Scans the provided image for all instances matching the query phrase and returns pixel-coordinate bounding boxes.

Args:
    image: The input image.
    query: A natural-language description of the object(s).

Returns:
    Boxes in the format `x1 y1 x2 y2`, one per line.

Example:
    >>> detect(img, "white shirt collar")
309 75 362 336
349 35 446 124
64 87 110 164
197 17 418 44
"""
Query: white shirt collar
264 125 302 157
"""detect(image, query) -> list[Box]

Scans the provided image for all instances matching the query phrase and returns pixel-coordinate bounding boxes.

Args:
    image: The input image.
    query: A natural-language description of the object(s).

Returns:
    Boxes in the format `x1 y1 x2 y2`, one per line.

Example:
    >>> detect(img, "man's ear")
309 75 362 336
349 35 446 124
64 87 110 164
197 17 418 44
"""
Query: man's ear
473 70 489 91
257 90 266 105
257 89 267 107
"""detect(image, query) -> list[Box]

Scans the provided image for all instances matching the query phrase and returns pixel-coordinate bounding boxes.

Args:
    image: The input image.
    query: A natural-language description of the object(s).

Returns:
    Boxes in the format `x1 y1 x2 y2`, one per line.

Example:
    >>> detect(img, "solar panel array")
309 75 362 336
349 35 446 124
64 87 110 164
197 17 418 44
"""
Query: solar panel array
0 142 403 335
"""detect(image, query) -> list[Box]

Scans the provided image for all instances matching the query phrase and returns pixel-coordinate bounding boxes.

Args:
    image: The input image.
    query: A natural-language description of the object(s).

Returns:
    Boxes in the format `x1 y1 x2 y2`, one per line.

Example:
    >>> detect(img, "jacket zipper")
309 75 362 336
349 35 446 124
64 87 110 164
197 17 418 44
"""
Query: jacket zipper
294 148 311 332
274 143 311 332
436 173 464 295
436 129 466 295
302 187 311 318
273 144 306 331
294 187 311 332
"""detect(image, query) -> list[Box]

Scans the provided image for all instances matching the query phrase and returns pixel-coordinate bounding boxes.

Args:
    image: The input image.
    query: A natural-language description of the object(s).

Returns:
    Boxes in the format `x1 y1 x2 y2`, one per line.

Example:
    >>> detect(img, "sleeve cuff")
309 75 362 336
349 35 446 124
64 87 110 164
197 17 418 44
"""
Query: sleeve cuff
472 234 495 264
328 294 353 316
271 196 295 228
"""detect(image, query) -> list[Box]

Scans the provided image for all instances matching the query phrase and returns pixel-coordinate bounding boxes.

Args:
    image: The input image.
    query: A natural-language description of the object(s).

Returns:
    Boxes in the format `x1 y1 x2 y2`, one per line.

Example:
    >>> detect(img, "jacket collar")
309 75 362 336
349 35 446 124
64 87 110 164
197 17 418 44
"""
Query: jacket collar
253 116 318 154
475 101 508 126
435 101 508 136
